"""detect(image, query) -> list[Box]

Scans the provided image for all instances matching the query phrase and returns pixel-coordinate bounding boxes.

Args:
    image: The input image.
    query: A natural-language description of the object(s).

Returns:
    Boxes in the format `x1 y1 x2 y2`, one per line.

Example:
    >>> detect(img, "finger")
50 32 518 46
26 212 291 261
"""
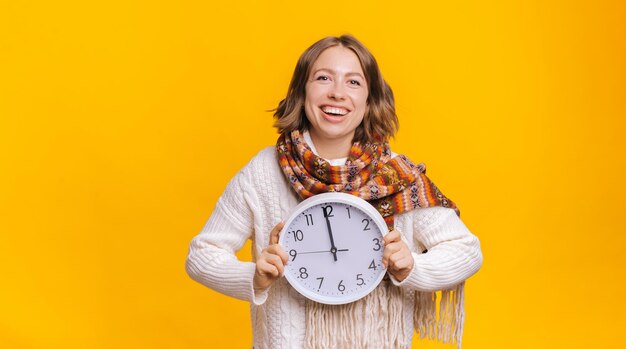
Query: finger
389 253 410 270
269 221 285 245
256 259 280 278
262 253 285 276
384 241 402 257
266 244 289 265
384 230 401 245
392 245 415 267
382 244 400 268
259 255 284 276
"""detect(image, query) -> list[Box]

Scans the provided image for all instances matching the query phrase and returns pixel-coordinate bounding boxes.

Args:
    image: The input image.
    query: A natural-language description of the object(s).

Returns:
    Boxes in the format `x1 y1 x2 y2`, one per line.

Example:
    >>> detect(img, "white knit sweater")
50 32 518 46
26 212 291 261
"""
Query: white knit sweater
185 146 483 348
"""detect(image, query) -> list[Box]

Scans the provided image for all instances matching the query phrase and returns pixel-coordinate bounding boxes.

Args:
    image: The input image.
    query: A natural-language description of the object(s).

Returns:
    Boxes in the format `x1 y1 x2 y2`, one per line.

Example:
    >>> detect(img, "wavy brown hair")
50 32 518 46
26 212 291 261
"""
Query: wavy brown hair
273 35 398 143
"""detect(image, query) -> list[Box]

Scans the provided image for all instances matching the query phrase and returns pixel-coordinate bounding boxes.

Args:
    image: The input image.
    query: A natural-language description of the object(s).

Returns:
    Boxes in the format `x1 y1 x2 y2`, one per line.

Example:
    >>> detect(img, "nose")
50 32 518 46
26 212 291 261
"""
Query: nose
328 81 346 100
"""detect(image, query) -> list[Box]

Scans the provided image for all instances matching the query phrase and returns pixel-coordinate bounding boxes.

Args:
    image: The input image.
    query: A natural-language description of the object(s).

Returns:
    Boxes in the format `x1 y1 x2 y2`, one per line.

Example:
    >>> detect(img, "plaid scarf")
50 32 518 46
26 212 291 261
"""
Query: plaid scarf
276 130 459 230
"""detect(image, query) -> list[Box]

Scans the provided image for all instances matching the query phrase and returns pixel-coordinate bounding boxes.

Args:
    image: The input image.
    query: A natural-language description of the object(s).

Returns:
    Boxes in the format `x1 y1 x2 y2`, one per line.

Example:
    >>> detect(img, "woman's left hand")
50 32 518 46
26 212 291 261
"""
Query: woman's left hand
382 229 414 282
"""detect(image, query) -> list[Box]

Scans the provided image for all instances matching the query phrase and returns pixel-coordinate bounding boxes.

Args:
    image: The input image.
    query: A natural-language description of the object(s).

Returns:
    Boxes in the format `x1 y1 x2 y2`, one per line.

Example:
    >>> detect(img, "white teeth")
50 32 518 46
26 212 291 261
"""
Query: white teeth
322 107 348 115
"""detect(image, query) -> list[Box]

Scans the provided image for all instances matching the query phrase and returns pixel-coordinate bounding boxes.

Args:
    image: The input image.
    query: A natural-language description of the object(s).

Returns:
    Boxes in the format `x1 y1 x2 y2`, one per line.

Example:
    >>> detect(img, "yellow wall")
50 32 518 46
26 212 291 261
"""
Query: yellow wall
1 1 624 348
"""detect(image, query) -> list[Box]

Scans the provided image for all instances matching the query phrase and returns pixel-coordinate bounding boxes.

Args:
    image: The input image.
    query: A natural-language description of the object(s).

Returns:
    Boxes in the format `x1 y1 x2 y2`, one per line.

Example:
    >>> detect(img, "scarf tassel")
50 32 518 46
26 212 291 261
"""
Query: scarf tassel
305 281 466 348
305 280 410 349
414 282 465 349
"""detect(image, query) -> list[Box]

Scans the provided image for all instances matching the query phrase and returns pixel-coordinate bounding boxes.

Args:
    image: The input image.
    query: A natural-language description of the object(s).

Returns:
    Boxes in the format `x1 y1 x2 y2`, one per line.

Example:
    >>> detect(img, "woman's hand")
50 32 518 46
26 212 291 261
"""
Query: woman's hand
253 221 288 291
382 229 414 282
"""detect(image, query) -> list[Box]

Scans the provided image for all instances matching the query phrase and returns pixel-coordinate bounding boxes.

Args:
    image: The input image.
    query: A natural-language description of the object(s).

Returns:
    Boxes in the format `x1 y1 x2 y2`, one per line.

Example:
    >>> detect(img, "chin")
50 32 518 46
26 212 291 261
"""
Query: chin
314 125 351 138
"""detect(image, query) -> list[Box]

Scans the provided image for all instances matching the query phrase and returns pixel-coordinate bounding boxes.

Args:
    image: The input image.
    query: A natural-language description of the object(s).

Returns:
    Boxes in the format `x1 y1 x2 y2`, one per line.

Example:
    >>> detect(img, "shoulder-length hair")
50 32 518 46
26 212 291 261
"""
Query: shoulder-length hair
273 35 398 143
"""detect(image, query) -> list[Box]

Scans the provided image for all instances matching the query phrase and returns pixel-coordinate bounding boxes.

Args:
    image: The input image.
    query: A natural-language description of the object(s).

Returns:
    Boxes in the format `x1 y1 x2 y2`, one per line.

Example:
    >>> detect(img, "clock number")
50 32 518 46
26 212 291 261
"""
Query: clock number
322 205 334 218
299 267 309 279
346 207 351 219
316 277 324 290
356 273 365 286
338 280 345 292
368 259 377 270
372 238 382 251
362 218 371 231
289 249 297 261
304 213 314 226
290 229 304 241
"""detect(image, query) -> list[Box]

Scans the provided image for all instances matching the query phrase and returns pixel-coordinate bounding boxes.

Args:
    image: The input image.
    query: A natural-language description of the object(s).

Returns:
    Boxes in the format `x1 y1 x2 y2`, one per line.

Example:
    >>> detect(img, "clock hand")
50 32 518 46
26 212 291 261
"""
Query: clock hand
322 206 338 261
298 249 349 255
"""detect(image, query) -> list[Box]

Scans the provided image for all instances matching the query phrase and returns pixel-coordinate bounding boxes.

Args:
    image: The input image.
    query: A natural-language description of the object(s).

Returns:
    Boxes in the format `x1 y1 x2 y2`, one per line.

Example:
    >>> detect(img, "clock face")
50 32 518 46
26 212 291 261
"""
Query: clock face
279 193 387 305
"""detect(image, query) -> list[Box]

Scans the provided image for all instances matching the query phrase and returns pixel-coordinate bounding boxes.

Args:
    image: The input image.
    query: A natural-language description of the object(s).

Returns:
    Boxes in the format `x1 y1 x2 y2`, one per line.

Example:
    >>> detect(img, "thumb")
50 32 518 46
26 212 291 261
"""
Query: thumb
269 221 285 245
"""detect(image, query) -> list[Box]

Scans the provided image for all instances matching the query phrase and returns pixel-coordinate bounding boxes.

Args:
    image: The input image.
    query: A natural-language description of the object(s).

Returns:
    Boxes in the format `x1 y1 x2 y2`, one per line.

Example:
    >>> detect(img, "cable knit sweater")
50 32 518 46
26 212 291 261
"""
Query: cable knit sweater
185 146 483 348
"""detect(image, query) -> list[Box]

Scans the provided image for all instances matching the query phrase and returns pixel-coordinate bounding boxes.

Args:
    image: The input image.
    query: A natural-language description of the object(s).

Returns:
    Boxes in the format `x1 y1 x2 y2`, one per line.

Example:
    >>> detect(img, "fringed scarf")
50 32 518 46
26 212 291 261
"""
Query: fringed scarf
276 130 465 348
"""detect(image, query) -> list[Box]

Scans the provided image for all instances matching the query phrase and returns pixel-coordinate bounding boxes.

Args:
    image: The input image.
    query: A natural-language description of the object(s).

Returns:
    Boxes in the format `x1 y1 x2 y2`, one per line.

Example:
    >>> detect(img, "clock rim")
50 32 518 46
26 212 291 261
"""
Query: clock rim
278 192 389 305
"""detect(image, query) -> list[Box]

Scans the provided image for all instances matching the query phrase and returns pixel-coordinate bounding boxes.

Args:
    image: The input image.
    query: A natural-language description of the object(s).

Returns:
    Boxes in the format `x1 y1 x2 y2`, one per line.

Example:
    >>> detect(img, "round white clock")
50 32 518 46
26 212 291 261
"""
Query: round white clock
278 192 389 305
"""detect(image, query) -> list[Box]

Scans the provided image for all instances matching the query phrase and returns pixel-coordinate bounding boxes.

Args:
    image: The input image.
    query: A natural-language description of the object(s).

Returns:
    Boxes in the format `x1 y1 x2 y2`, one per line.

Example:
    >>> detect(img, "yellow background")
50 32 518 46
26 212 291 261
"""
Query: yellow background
1 0 624 348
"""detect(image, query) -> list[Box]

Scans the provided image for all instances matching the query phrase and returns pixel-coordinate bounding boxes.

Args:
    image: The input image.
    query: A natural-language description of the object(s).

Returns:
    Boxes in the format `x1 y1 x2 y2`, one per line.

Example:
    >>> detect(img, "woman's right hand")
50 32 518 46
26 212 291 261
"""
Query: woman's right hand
253 221 288 291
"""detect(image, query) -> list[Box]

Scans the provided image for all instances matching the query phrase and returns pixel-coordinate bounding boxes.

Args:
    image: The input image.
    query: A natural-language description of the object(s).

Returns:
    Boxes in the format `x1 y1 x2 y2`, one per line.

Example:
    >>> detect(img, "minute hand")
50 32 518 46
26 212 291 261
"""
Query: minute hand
322 206 338 261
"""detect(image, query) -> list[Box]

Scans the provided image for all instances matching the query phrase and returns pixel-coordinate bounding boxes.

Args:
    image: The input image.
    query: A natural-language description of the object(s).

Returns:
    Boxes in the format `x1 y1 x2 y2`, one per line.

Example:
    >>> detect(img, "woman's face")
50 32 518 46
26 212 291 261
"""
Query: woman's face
304 46 368 151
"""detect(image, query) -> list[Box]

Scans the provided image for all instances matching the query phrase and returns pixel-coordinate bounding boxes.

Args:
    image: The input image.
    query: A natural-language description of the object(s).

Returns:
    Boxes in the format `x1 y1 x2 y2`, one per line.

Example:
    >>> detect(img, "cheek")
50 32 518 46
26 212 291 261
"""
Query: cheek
303 97 317 123
352 92 369 114
304 85 329 114
306 85 326 102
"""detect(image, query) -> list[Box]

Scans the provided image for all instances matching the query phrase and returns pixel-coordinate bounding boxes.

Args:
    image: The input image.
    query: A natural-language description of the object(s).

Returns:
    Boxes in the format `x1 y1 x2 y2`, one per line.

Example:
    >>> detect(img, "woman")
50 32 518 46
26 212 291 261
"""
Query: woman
186 35 482 349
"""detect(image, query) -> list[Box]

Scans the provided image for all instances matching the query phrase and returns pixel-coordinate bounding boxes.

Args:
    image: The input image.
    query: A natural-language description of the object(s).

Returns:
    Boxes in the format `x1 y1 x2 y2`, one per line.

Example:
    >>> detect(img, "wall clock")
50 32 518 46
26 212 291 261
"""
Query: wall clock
278 192 388 305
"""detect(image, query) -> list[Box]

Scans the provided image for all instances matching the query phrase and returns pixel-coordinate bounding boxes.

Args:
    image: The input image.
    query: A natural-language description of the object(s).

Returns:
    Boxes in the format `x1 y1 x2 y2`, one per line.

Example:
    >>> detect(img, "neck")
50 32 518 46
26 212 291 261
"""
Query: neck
308 131 352 159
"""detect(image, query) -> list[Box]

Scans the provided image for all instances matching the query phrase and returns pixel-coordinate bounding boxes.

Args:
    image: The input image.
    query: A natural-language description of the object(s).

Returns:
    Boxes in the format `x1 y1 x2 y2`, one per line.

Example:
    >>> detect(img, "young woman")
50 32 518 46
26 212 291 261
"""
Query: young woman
186 35 483 349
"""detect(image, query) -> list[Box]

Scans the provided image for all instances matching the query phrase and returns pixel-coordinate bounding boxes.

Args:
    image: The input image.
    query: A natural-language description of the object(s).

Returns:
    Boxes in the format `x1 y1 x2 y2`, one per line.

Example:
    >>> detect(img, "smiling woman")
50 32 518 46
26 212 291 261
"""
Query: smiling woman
302 46 369 159
274 36 397 151
185 35 483 349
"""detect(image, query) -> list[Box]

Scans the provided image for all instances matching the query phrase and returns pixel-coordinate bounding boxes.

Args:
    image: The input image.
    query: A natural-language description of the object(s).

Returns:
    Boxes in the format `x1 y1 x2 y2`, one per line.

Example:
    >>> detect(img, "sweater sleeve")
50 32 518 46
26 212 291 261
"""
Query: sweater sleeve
185 165 268 305
391 207 483 292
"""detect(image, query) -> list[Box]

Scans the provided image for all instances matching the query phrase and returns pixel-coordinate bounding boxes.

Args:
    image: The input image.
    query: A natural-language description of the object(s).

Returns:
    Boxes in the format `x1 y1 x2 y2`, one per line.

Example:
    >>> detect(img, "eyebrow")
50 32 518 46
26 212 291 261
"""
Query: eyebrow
312 68 365 79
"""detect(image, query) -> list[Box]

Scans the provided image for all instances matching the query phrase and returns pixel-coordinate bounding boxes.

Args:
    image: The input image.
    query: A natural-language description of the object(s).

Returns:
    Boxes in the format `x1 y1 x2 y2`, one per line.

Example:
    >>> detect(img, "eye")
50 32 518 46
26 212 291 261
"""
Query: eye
348 79 361 86
315 75 330 81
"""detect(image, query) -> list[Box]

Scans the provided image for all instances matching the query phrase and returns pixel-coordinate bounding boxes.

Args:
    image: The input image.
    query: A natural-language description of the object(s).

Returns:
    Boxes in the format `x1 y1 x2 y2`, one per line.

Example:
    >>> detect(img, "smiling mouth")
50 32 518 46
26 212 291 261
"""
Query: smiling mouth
321 106 349 116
